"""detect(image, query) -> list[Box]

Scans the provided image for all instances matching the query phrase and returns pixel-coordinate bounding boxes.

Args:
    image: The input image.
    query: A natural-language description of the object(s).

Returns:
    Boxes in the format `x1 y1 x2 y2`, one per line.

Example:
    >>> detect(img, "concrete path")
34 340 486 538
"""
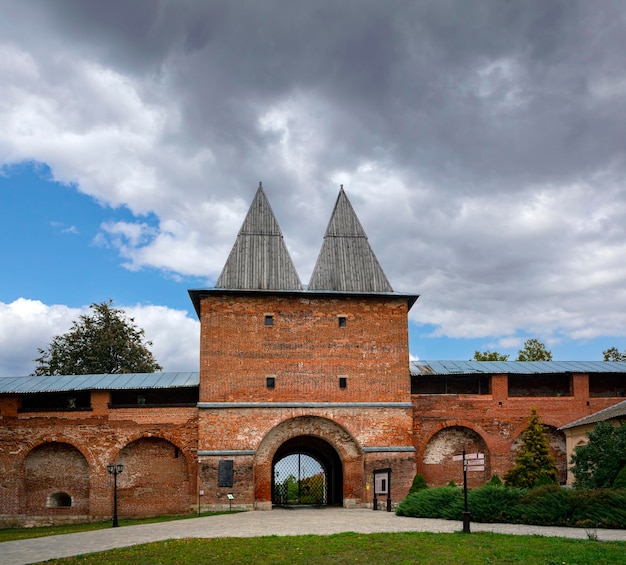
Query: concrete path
2 508 626 565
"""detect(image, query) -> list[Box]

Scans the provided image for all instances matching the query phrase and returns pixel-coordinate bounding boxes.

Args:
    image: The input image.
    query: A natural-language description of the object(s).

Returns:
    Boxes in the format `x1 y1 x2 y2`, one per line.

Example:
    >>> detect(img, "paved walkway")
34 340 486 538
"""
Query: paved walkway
3 508 626 565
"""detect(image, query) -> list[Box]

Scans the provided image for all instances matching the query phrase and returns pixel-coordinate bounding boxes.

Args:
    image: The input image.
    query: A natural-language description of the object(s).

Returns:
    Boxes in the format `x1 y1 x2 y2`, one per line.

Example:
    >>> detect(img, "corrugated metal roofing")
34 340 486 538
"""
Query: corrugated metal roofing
560 398 626 429
4 362 626 394
410 360 626 376
0 372 199 394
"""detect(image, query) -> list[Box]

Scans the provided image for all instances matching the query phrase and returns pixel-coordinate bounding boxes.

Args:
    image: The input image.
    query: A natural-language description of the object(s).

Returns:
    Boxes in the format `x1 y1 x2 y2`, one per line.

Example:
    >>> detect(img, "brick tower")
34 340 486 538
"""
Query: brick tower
189 184 418 509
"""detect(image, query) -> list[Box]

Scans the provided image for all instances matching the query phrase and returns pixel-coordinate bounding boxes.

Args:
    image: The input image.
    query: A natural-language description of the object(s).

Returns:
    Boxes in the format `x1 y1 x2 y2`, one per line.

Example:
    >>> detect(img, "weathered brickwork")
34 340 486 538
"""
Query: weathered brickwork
0 402 198 527
412 373 623 486
199 293 411 403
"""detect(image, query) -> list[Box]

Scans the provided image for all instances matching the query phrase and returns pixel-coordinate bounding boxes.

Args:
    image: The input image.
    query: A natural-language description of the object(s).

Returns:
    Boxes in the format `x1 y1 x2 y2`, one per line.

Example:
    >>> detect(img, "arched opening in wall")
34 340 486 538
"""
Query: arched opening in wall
422 427 489 487
23 442 89 516
511 425 567 485
48 492 72 508
271 436 343 507
116 437 190 518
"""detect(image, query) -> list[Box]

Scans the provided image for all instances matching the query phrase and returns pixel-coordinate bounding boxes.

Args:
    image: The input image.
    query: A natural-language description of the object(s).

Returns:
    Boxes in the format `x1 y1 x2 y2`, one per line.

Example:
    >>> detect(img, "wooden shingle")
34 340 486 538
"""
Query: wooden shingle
308 187 393 292
215 183 303 290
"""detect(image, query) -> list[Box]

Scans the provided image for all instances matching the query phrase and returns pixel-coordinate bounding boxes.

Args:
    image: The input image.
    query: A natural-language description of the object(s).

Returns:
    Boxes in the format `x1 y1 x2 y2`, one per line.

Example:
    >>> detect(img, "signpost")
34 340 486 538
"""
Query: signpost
452 450 484 533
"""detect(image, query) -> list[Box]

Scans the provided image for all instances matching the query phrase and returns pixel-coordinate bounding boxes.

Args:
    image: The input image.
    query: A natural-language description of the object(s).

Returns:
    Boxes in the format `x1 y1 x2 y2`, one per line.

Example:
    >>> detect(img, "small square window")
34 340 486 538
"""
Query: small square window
266 377 275 388
339 377 347 389
338 316 346 328
265 315 274 326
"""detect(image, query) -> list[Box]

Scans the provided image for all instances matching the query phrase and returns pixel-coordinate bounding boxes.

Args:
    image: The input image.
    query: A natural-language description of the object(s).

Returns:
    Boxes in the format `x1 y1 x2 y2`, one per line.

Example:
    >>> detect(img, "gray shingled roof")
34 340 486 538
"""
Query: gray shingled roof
560 398 626 430
0 372 199 393
410 360 626 375
308 187 393 292
215 183 303 291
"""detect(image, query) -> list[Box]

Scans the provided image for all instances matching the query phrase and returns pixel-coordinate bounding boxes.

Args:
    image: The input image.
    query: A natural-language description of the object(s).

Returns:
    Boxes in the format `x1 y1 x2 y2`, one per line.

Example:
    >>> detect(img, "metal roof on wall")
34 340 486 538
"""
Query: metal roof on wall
2 362 626 394
0 372 199 394
410 360 626 376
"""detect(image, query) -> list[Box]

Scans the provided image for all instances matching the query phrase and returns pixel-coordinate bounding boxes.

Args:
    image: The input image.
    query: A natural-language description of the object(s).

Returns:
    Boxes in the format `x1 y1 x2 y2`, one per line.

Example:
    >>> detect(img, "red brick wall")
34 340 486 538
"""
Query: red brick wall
199 293 411 403
412 373 624 486
0 398 198 526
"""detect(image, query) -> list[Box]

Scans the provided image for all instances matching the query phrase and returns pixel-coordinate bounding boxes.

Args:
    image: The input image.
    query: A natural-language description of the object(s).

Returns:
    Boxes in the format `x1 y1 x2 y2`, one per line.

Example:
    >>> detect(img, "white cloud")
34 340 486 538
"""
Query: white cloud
0 299 199 377
1 1 626 367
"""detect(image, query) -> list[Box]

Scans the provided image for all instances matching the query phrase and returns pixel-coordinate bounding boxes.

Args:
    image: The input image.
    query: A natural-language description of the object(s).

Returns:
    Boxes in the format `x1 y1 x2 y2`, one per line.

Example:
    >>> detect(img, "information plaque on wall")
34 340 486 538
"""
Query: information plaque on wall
218 460 234 487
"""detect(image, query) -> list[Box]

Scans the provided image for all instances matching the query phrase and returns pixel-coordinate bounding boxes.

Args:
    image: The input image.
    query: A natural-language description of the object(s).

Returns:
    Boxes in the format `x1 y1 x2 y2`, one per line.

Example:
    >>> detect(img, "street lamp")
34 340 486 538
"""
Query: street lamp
107 463 124 527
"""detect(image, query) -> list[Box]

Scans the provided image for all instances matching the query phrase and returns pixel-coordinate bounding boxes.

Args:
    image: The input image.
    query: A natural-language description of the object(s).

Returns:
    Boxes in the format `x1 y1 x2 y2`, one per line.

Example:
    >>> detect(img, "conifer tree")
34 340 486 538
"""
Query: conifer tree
504 407 558 488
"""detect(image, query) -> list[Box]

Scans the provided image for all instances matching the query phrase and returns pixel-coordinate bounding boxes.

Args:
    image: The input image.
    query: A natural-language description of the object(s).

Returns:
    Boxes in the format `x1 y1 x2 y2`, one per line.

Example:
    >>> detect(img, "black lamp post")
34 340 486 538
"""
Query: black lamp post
107 463 124 527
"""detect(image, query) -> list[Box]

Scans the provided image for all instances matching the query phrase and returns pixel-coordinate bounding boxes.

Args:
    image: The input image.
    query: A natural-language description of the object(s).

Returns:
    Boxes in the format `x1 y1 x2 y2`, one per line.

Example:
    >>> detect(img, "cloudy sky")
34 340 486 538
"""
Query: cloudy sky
1 0 626 376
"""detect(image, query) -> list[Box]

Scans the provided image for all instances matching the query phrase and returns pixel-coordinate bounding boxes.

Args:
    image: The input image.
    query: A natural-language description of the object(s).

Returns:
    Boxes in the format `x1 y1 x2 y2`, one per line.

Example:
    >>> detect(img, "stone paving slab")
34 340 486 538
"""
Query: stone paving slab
2 508 626 565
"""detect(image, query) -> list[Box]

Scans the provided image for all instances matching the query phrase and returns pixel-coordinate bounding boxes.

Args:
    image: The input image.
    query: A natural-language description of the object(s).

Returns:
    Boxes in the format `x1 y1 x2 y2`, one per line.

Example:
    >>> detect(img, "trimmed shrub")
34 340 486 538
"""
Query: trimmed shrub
408 473 428 495
486 474 503 486
467 485 524 523
396 487 463 520
396 484 626 528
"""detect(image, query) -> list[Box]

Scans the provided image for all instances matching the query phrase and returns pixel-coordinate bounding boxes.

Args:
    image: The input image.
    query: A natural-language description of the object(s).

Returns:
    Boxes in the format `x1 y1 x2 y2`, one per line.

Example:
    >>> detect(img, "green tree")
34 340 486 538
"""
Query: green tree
603 347 626 362
504 408 558 488
570 421 626 489
32 300 162 375
613 465 626 489
516 338 553 361
473 350 510 361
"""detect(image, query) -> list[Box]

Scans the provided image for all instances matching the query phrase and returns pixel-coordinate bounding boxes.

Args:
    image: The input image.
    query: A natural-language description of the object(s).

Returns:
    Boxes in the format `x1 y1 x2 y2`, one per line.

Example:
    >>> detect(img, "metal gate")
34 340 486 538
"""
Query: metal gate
273 453 326 506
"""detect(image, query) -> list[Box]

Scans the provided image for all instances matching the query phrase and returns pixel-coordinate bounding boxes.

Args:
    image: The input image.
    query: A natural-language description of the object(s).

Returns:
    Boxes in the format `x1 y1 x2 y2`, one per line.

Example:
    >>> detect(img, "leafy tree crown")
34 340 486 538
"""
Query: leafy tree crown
473 350 510 361
571 421 626 489
516 339 553 362
603 347 626 362
32 300 162 376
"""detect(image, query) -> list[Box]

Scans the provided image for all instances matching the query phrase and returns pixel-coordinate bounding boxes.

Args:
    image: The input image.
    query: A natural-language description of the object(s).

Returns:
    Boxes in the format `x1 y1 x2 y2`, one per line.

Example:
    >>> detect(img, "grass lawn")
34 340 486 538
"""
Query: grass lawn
36 531 626 565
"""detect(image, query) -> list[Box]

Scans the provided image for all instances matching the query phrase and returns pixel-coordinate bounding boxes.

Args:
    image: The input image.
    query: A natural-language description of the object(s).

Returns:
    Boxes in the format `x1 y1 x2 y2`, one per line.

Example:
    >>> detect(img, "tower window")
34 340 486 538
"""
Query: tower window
266 376 275 388
339 377 347 389
338 316 347 328
264 315 274 326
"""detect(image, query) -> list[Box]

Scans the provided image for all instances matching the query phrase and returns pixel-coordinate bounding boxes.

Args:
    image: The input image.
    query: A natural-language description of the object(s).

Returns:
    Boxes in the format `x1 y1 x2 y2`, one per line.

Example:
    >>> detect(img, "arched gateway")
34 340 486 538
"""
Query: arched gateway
253 416 362 510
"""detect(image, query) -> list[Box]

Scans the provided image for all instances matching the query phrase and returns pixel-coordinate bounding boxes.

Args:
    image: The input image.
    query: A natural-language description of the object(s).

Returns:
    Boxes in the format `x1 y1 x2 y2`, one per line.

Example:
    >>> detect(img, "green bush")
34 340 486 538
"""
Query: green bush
466 485 524 523
396 487 463 520
396 484 626 528
486 474 503 486
612 465 626 489
408 473 428 495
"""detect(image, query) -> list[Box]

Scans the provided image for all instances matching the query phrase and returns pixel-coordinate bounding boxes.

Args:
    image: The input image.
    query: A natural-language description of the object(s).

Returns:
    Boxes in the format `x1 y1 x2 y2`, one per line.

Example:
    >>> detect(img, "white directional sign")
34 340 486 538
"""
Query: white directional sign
452 452 485 472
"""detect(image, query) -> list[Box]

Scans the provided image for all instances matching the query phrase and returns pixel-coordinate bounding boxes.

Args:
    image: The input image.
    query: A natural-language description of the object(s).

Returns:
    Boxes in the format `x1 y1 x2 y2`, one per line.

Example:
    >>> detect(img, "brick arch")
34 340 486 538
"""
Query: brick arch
418 420 496 461
22 441 90 516
420 425 490 487
111 431 196 471
114 436 192 518
19 435 95 471
253 416 363 509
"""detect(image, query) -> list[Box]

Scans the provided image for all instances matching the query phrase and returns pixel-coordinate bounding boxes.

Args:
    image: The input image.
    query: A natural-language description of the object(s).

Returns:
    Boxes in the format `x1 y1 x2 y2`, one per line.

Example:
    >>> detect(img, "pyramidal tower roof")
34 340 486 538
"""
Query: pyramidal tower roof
215 183 303 290
308 187 393 292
